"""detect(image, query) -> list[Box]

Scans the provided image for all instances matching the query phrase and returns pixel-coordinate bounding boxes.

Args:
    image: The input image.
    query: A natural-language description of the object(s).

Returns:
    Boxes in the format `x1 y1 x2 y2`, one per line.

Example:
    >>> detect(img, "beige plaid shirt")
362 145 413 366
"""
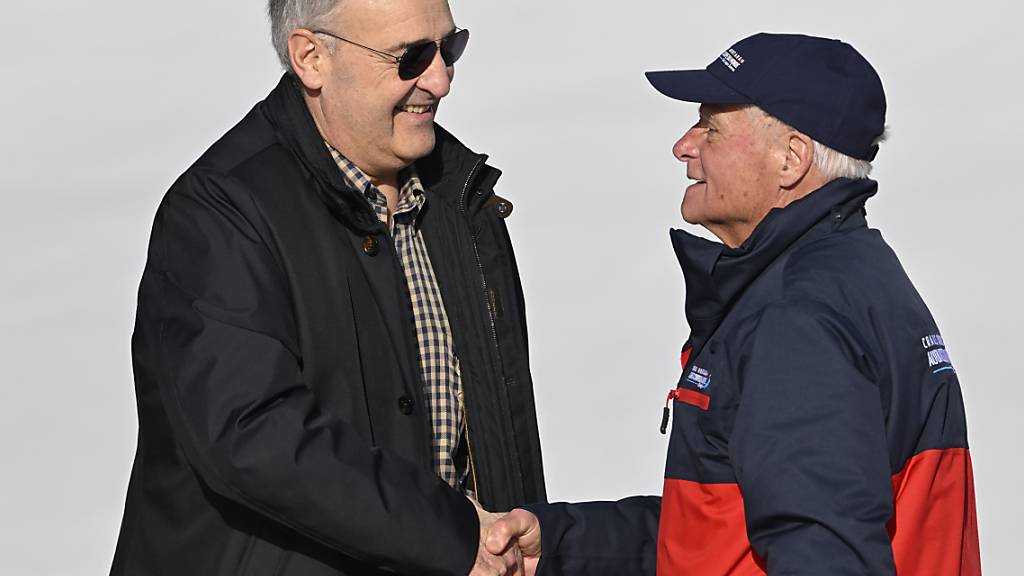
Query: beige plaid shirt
327 144 466 490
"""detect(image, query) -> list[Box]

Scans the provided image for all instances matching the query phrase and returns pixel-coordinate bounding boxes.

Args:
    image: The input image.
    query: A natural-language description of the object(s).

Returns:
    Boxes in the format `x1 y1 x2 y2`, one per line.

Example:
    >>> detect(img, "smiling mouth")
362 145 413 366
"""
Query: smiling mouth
397 104 435 114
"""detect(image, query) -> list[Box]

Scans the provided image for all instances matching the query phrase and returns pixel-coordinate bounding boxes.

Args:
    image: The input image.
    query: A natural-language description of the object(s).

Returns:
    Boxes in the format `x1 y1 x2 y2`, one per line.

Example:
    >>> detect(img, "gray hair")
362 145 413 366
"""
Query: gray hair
747 106 887 181
811 137 885 180
268 0 343 72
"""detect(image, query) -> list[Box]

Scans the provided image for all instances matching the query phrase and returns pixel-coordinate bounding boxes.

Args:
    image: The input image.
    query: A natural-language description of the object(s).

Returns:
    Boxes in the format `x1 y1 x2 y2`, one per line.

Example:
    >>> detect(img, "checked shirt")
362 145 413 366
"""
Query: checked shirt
328 144 468 490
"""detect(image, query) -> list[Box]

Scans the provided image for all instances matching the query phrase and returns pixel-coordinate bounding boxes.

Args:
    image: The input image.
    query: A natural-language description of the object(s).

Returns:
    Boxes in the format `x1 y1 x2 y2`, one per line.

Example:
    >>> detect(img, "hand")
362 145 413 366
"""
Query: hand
468 540 519 576
471 497 506 537
485 509 541 576
468 499 521 576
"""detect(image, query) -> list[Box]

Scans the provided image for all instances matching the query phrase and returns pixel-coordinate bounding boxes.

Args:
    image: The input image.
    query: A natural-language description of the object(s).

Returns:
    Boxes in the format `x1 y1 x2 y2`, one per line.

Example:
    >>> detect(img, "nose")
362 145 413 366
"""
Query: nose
672 125 703 163
415 48 452 99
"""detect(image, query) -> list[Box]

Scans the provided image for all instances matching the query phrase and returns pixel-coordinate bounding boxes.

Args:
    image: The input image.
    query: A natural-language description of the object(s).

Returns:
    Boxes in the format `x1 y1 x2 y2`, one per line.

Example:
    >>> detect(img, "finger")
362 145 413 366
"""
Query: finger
486 551 509 576
470 556 500 576
514 545 525 575
486 509 539 555
499 547 519 574
484 520 513 555
523 556 539 576
473 541 513 576
485 510 529 554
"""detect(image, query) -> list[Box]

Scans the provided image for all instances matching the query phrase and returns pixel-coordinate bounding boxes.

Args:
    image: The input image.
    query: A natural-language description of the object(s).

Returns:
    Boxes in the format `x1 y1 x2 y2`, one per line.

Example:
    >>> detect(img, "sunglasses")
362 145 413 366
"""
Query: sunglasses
312 28 470 80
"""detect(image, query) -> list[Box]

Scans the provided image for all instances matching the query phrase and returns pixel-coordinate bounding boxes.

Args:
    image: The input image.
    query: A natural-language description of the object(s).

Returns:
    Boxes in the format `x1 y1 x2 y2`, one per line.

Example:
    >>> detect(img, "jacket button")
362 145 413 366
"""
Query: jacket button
496 200 513 218
398 396 414 415
362 236 379 256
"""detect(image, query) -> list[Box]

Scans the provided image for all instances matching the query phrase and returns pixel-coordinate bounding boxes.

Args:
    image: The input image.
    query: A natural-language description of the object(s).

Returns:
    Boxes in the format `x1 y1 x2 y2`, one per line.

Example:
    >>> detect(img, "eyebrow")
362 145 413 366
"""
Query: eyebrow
697 107 715 126
385 27 457 53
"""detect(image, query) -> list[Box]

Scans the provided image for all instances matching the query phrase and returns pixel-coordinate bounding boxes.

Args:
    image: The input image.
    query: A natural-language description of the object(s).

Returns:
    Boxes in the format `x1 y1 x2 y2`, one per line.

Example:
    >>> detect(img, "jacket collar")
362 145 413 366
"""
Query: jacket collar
416 123 502 216
670 177 878 352
262 74 502 229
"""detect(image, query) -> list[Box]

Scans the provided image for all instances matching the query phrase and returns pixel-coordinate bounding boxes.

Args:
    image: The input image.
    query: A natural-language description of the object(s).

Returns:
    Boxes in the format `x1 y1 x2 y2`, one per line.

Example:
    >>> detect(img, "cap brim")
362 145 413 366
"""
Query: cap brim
645 70 750 104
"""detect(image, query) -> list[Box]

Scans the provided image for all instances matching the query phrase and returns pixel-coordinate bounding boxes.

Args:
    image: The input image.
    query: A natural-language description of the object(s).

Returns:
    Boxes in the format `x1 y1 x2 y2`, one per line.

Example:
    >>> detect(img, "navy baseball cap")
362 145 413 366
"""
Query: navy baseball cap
646 33 886 161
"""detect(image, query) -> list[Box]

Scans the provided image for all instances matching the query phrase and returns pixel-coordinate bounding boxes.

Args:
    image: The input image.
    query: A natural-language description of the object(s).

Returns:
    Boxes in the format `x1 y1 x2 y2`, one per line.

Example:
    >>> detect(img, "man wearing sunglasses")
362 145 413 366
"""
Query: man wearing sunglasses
111 1 545 575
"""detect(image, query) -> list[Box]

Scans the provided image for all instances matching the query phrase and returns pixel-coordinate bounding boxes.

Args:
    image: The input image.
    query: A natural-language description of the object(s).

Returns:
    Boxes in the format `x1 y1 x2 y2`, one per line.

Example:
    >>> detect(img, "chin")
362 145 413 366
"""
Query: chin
680 200 703 225
681 213 702 226
396 132 436 164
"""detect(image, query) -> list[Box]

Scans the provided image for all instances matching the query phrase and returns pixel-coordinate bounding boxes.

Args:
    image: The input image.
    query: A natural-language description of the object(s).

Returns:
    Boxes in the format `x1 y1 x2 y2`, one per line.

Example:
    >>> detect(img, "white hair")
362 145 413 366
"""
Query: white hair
268 0 343 72
811 134 887 180
747 106 888 180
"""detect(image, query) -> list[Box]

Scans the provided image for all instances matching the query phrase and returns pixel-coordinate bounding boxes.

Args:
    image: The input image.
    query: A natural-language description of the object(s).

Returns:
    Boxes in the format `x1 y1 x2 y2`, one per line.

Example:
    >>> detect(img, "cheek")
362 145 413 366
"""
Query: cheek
702 158 730 199
348 76 404 121
704 164 751 219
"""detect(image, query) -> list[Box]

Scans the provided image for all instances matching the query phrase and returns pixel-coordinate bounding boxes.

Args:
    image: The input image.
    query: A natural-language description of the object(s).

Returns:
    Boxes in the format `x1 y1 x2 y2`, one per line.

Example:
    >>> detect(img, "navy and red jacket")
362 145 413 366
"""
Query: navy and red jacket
527 177 980 575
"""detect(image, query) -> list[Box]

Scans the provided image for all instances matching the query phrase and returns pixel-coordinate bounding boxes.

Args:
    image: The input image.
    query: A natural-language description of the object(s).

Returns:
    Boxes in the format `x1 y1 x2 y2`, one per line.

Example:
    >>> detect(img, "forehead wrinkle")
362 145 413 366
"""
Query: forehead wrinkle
347 0 454 50
386 26 456 52
698 103 735 127
699 103 731 116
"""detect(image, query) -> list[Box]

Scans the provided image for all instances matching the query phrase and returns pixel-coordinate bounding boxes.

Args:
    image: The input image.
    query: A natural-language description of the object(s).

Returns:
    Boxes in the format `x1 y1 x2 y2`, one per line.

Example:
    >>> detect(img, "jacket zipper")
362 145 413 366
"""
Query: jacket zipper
456 155 503 500
661 389 679 434
458 155 502 359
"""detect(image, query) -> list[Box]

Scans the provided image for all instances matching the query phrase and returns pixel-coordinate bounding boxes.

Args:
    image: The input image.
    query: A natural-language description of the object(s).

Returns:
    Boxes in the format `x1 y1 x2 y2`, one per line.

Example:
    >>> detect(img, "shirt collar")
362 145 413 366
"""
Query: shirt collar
325 142 427 224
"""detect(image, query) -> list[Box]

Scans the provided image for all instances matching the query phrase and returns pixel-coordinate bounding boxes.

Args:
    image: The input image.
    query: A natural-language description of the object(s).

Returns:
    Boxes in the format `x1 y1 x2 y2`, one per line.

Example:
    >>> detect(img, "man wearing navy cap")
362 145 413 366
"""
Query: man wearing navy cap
484 33 981 575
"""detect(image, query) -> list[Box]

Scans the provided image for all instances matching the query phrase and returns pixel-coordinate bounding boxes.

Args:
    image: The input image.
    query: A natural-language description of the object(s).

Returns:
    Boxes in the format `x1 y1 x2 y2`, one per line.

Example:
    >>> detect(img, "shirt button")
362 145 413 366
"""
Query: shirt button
398 396 414 415
362 236 379 256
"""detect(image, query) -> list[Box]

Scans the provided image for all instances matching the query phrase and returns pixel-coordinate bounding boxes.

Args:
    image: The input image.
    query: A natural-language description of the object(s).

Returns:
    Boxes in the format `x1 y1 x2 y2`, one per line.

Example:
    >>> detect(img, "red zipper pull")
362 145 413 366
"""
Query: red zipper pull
661 389 678 434
663 346 693 434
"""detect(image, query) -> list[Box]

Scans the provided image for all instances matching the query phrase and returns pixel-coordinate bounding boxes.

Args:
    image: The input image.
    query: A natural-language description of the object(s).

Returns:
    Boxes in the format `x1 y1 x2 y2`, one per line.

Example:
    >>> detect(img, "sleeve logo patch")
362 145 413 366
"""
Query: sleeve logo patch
922 334 956 374
686 365 713 390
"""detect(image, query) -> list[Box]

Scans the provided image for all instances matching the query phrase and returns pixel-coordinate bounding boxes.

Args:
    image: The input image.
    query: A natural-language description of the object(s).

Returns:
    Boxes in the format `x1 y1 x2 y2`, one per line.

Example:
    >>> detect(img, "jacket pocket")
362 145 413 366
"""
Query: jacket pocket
503 376 545 503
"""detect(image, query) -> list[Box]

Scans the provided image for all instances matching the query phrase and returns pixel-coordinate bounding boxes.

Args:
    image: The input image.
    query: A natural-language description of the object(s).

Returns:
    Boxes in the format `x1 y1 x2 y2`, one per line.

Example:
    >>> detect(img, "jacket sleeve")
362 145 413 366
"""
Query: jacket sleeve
523 496 660 576
730 302 896 575
139 170 478 576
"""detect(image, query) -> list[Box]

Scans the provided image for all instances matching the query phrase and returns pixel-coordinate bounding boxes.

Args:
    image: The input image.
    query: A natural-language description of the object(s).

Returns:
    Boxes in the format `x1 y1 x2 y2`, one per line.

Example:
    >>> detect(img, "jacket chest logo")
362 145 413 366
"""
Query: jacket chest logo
687 364 713 390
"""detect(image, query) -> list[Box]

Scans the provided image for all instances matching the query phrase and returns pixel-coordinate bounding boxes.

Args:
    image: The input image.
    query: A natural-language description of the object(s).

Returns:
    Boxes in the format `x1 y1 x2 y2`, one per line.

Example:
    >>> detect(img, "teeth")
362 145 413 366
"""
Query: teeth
401 104 431 113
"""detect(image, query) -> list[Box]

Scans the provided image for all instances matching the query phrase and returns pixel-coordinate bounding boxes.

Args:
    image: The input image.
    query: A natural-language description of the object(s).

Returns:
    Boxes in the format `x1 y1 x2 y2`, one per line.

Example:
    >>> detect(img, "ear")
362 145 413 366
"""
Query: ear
779 130 815 188
288 29 328 90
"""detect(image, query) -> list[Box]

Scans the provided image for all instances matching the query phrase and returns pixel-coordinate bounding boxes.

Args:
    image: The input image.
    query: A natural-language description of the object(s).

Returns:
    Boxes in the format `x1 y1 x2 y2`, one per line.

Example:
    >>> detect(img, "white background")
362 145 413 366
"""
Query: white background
1 0 1021 573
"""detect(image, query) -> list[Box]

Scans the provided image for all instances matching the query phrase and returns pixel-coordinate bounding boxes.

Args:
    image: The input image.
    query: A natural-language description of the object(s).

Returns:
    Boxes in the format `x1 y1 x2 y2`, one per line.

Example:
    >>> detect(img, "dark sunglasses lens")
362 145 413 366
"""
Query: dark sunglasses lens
440 29 469 65
397 42 438 80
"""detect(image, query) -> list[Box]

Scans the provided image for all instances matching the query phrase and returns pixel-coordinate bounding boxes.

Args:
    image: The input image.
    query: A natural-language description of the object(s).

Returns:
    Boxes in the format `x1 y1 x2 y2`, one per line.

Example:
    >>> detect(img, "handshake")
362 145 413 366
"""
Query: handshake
469 499 542 576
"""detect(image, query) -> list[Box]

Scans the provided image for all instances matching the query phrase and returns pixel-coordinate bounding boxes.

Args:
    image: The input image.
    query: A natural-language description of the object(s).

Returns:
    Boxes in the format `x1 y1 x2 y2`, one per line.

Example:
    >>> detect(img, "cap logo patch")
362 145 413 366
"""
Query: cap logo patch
719 48 745 72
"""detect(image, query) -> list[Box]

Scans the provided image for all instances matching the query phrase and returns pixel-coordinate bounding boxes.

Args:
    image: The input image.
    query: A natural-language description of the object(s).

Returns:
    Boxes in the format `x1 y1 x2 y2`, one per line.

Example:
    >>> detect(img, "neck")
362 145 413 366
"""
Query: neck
304 92 402 213
373 177 401 215
775 172 829 211
710 172 831 249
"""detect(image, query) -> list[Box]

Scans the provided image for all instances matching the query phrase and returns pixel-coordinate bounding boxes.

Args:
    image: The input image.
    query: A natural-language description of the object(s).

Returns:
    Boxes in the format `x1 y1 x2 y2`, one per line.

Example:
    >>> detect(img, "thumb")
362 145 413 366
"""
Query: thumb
485 508 540 556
